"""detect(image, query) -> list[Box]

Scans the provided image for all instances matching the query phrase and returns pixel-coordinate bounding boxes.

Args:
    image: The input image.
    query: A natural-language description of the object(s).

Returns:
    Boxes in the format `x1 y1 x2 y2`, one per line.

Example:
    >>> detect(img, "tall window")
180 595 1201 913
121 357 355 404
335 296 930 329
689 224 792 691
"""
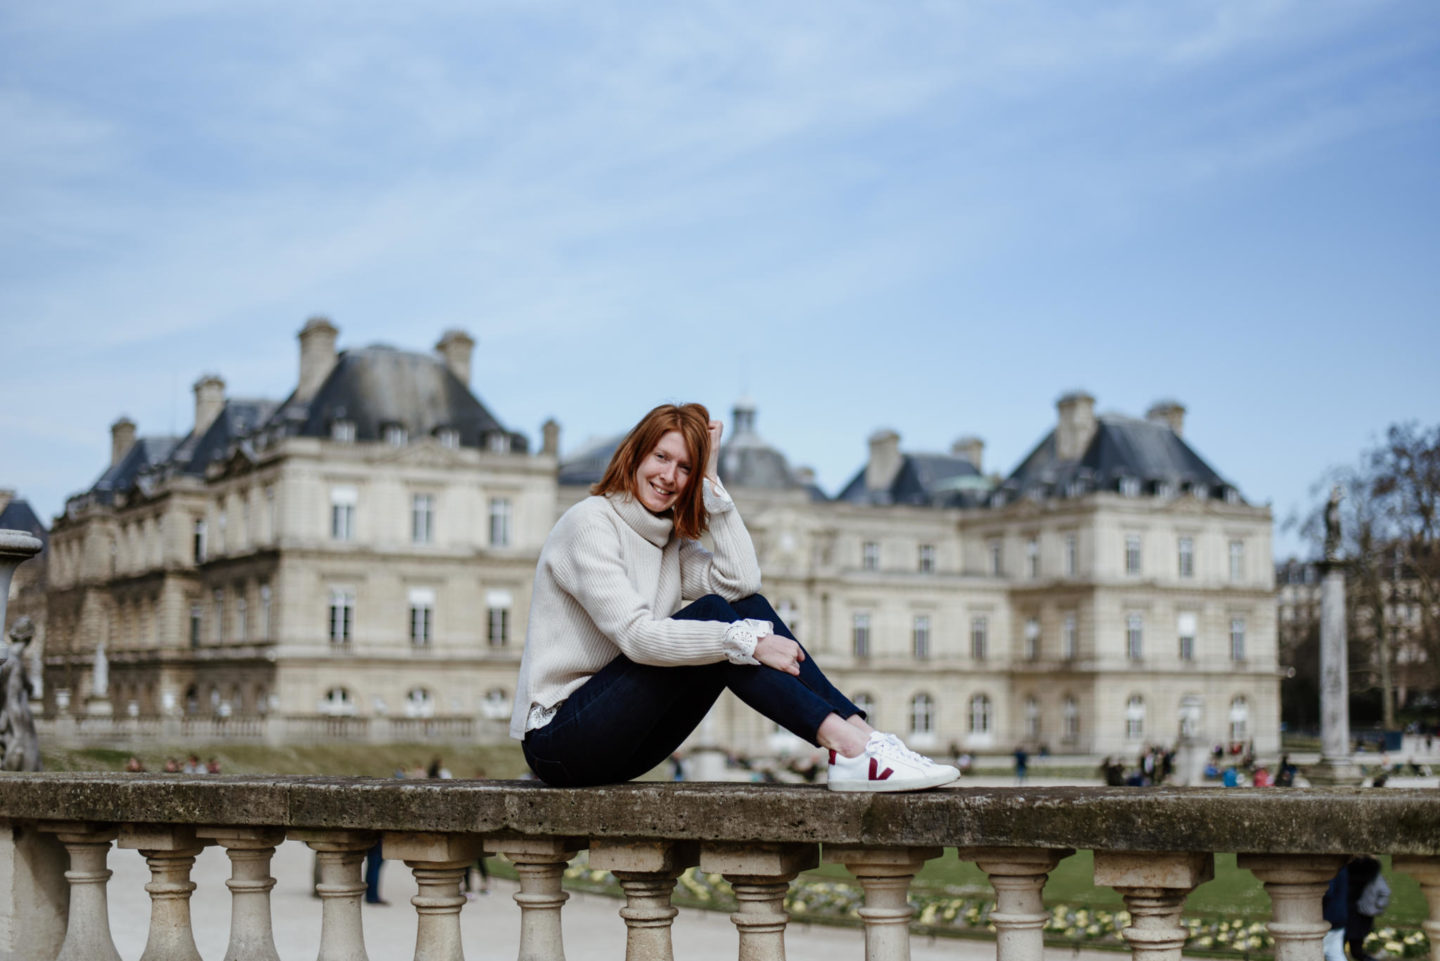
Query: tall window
235 593 248 643
322 687 355 715
405 687 435 718
193 518 207 564
1024 696 1041 739
1024 617 1041 660
1229 696 1250 742
215 510 227 555
331 420 356 443
968 693 992 734
862 541 879 571
330 486 357 541
918 544 935 574
851 692 876 721
259 584 272 639
971 616 988 660
1230 616 1247 661
1125 534 1142 576
328 588 355 645
912 615 931 660
212 589 225 643
988 540 1003 576
409 587 435 646
264 486 276 543
489 498 512 548
189 604 202 648
412 494 435 545
1061 613 1077 660
384 424 408 447
488 590 512 647
1064 534 1078 576
1178 536 1194 578
776 599 799 634
1126 613 1144 660
1125 695 1146 739
1025 537 1040 578
1062 696 1080 740
910 693 935 736
1229 540 1246 582
437 427 459 449
1178 611 1197 661
852 613 871 658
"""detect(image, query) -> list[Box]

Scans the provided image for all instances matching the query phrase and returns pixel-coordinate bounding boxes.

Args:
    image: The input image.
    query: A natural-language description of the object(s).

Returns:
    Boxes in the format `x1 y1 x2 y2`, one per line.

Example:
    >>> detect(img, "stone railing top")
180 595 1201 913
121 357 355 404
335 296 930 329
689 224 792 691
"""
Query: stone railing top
1 775 1436 855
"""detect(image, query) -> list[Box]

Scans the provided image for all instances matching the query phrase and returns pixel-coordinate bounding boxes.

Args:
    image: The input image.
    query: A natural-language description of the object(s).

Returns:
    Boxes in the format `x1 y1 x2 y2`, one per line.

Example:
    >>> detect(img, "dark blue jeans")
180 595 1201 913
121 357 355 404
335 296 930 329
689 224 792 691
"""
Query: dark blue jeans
522 593 862 787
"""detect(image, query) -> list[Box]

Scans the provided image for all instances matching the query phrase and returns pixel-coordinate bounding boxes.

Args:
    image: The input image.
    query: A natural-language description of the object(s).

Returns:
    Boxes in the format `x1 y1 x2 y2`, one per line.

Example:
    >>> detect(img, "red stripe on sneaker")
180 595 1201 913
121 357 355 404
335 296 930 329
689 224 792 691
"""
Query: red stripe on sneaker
829 750 838 764
868 758 893 781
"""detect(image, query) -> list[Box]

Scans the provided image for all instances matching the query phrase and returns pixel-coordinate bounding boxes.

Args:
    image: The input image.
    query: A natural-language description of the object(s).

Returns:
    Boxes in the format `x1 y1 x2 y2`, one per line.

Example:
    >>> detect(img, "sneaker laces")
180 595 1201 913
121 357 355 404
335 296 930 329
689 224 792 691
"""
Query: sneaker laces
875 733 935 767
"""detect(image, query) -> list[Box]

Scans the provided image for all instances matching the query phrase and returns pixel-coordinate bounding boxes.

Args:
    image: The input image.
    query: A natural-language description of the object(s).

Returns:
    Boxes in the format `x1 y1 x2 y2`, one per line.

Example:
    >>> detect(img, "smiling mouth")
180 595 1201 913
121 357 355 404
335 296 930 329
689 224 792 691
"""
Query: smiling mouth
650 482 674 500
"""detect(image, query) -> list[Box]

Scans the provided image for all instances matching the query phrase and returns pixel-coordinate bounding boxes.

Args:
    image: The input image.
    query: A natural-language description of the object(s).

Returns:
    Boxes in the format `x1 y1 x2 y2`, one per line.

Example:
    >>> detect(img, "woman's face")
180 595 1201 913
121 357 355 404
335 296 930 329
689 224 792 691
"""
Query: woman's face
635 429 693 513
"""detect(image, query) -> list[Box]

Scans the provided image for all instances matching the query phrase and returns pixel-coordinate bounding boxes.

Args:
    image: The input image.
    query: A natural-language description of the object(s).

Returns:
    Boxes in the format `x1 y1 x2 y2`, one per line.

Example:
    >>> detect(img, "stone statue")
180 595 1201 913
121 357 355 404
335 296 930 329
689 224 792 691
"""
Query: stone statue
0 616 42 771
1324 485 1343 563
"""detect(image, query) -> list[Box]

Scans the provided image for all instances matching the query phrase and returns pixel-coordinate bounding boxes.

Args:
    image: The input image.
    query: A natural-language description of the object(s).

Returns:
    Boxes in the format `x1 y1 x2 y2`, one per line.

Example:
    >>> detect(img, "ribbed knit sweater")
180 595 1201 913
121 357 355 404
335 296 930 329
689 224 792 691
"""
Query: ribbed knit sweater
508 482 764 739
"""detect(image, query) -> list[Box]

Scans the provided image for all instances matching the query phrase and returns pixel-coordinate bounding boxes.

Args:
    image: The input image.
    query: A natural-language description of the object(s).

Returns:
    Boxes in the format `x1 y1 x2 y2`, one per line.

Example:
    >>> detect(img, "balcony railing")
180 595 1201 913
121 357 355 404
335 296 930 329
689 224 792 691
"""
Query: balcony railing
1 776 1438 961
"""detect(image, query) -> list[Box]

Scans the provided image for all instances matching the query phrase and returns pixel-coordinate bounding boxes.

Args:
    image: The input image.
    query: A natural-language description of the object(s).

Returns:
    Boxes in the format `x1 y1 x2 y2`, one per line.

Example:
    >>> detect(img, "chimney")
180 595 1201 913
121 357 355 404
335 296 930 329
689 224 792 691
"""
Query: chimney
951 435 984 471
1055 391 1097 461
111 417 137 467
1147 399 1186 437
866 429 902 492
436 329 475 386
541 418 560 457
297 316 339 400
193 375 225 436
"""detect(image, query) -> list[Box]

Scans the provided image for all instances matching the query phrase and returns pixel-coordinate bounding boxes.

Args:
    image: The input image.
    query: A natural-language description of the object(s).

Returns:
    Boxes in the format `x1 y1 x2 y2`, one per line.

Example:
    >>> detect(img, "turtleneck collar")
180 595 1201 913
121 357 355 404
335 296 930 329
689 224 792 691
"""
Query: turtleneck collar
605 493 674 548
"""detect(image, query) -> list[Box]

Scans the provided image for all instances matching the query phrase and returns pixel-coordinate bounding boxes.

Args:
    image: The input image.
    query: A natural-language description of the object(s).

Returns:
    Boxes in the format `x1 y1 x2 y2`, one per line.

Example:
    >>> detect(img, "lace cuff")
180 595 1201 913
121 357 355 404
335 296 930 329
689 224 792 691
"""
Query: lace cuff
702 476 735 514
723 618 770 665
525 701 561 732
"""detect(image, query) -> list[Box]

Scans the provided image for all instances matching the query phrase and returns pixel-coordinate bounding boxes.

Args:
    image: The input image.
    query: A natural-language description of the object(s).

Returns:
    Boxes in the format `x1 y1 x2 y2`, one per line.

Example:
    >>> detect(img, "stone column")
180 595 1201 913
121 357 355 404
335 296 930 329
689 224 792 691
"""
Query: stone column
1237 855 1346 961
824 845 942 961
488 836 583 961
384 832 487 961
700 842 819 961
118 823 206 961
42 823 124 961
958 847 1074 961
0 819 69 961
291 829 377 961
1313 563 1361 784
197 826 286 961
1392 856 1440 961
1093 851 1213 961
589 840 699 961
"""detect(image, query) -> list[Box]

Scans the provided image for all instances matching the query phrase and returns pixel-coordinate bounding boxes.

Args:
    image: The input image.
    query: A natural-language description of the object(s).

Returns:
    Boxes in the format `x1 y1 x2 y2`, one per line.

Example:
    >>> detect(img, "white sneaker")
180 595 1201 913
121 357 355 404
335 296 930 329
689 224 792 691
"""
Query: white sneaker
827 732 961 792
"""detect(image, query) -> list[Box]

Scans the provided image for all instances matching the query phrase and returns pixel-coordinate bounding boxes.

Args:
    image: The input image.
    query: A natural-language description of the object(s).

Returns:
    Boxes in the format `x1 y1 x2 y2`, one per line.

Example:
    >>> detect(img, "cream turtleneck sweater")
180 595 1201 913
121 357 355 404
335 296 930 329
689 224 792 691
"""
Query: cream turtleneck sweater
509 480 766 740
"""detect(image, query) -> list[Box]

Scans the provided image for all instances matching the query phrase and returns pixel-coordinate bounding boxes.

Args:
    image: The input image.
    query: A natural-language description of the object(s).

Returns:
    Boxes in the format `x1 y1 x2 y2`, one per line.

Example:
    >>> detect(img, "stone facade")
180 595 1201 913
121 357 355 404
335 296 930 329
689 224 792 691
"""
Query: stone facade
40 322 1278 757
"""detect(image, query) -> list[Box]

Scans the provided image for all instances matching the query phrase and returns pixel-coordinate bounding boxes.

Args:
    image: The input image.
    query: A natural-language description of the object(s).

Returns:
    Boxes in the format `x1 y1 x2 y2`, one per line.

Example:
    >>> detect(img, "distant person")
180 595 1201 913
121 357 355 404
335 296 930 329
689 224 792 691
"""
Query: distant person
1322 865 1349 961
427 757 452 779
182 754 201 774
1100 757 1126 786
1222 767 1240 788
124 756 145 773
205 757 221 774
1252 766 1273 787
1275 754 1297 787
1346 855 1389 961
510 404 958 792
669 753 685 781
1013 746 1029 784
163 757 181 773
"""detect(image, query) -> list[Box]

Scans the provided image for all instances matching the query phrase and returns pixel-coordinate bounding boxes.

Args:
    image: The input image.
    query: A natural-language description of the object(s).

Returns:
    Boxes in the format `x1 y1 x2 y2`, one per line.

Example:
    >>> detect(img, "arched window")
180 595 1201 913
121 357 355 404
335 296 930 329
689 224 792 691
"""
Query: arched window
1229 696 1249 743
909 694 934 736
1125 695 1146 740
968 694 992 734
322 687 356 716
405 687 435 718
1024 696 1040 739
1062 696 1079 740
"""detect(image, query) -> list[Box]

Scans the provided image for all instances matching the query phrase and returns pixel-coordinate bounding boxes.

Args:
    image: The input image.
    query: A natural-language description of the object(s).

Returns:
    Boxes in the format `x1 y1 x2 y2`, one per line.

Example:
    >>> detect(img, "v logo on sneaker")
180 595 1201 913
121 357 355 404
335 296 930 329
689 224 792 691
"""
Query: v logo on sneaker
869 757 893 781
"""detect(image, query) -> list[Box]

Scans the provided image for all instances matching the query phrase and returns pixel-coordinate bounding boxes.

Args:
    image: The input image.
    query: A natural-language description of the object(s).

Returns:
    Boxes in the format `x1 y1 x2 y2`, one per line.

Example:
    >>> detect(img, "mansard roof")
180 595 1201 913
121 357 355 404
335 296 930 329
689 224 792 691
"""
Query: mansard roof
83 435 181 505
266 345 526 452
1001 413 1237 502
835 452 989 507
0 497 48 546
169 399 279 476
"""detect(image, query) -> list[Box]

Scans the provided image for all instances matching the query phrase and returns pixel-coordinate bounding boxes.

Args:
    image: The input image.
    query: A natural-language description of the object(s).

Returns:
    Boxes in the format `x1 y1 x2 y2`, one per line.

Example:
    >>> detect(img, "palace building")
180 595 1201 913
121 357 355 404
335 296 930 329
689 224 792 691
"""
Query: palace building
41 320 1278 756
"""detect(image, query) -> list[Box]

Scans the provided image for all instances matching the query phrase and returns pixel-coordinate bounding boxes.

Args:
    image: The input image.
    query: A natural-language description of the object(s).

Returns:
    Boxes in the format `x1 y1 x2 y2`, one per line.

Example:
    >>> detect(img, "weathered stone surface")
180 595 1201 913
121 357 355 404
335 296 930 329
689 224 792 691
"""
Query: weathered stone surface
0 776 1437 855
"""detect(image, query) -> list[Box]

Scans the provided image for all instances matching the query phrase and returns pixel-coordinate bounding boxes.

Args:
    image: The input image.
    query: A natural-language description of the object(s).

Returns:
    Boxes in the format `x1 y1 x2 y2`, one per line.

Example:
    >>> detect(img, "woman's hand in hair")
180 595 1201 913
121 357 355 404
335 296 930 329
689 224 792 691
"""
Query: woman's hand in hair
706 419 723 481
754 634 805 676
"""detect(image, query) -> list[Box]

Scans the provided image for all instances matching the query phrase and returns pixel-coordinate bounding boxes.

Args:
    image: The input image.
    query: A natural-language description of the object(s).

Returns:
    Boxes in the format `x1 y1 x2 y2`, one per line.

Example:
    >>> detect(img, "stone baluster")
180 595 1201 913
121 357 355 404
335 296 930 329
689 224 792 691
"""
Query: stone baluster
384 831 488 961
291 829 378 961
118 823 206 961
488 836 584 961
589 840 700 961
43 823 124 961
1392 856 1440 961
823 845 941 961
1237 855 1347 961
701 842 819 961
1093 851 1214 961
197 826 287 961
958 847 1074 961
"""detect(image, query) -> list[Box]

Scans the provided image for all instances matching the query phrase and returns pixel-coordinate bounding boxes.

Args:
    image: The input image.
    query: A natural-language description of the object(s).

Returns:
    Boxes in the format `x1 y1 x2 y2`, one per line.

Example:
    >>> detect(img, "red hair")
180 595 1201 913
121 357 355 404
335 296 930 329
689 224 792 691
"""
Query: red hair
593 403 712 540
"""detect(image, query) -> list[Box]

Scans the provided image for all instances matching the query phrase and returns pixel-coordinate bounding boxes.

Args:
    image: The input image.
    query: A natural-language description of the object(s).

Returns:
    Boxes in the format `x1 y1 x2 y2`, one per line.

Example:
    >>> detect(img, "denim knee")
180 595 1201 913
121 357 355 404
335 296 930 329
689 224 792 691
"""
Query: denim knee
673 594 739 621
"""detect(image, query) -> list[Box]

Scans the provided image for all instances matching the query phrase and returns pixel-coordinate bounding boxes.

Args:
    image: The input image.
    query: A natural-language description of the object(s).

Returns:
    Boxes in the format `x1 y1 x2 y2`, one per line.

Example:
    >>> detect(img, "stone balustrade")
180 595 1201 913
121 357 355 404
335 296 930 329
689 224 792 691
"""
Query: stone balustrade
1 776 1438 961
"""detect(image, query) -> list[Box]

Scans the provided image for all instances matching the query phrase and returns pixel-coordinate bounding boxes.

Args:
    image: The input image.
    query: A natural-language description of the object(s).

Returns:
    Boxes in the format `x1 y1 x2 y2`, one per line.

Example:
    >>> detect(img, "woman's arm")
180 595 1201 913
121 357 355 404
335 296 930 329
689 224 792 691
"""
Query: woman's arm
679 478 762 600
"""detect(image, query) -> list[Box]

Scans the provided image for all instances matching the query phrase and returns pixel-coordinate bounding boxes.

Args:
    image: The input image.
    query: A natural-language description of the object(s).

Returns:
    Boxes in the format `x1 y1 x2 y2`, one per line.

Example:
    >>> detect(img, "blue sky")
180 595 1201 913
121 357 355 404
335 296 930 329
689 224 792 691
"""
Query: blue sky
2 1 1437 559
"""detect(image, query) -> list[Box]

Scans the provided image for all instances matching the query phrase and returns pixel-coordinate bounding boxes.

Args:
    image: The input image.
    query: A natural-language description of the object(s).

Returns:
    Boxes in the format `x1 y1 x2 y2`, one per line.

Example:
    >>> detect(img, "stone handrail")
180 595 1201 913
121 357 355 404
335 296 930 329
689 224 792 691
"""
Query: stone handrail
1 776 1437 961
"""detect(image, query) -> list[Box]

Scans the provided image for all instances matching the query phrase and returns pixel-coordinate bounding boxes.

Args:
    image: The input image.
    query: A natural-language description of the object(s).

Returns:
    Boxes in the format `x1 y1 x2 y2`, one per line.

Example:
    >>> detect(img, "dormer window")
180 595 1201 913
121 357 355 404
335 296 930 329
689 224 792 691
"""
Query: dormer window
1119 477 1140 497
1224 487 1241 505
436 427 459 449
1192 484 1209 501
331 419 356 444
488 432 509 453
384 424 408 447
1156 481 1174 499
1065 479 1087 499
